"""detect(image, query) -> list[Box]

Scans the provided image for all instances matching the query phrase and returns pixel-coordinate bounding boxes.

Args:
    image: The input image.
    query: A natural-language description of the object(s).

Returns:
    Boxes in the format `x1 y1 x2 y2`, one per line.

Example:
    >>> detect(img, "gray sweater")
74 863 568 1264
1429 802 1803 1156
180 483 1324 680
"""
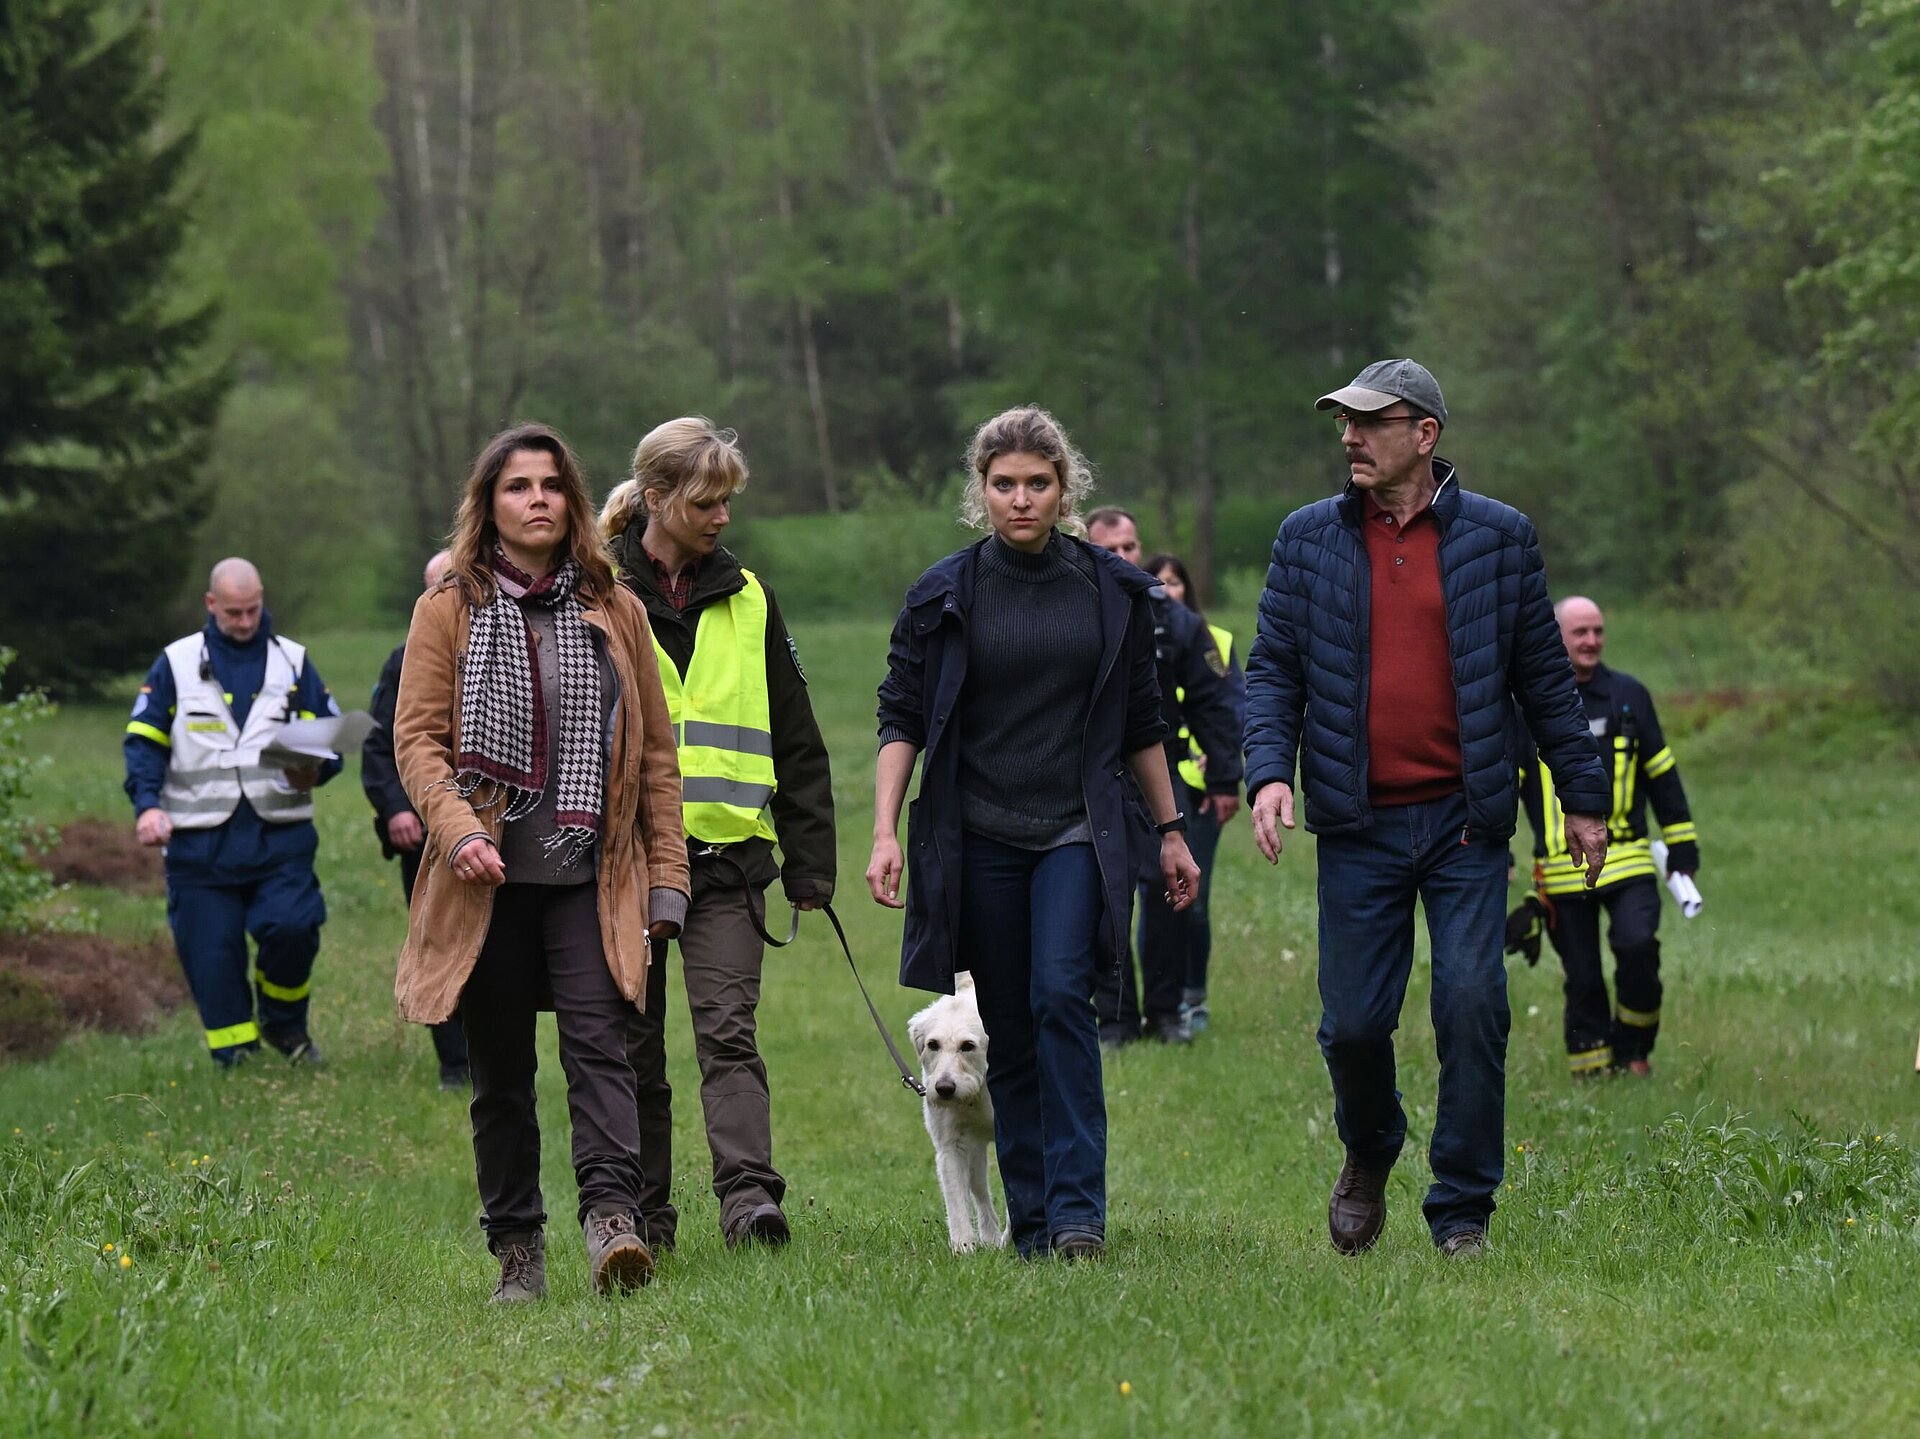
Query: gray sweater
957 533 1103 849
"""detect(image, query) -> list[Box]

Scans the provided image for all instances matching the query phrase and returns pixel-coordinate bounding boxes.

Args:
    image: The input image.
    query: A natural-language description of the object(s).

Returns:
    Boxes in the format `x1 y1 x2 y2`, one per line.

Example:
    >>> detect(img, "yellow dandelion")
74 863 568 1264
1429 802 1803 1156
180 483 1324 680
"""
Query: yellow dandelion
145 1131 156 1138
118 1255 132 1269
200 1154 209 1163
1846 1217 1856 1227
1515 1143 1526 1154
1119 1381 1132 1396
102 1243 114 1253
190 1158 199 1167
168 1081 177 1088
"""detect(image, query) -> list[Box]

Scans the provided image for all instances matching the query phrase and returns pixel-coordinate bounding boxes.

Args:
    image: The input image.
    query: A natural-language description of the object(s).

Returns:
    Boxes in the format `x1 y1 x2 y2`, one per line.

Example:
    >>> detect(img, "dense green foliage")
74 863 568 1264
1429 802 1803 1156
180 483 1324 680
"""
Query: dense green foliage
0 652 53 932
0 0 227 695
8 0 1920 709
2 616 1917 1436
1413 0 1920 702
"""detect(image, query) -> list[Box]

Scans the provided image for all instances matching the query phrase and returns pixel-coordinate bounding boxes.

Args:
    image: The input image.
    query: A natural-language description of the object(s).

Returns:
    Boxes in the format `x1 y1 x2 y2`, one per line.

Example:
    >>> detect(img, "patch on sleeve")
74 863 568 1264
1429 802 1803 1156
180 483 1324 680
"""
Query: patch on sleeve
1204 644 1228 679
787 636 807 684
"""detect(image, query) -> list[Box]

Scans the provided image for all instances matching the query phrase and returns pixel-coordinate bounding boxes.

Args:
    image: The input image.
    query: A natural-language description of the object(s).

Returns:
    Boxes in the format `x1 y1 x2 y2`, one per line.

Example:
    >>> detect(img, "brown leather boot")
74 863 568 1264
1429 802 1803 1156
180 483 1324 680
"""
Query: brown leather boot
583 1207 654 1294
1328 1157 1390 1254
489 1231 546 1304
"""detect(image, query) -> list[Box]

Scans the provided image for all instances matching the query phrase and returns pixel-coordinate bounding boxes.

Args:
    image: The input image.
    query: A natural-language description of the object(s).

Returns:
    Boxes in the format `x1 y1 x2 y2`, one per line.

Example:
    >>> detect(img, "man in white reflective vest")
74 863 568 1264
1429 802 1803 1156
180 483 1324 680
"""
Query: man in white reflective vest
602 419 836 1253
123 558 343 1067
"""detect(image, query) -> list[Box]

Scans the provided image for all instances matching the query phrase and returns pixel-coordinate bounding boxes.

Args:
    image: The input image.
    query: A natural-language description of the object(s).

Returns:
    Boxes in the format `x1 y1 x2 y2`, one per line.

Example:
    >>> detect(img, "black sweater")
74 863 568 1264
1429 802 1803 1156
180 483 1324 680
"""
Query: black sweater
956 534 1103 848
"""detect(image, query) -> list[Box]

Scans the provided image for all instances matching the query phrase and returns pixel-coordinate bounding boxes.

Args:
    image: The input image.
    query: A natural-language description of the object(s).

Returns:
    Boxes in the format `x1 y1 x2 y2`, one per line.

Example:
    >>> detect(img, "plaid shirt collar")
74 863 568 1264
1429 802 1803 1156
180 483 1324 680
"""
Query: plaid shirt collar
644 546 700 611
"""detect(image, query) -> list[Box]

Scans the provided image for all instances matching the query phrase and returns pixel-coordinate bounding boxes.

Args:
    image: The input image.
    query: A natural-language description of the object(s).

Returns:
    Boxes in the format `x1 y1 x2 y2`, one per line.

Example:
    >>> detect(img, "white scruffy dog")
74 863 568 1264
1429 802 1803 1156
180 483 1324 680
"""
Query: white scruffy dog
908 974 1005 1253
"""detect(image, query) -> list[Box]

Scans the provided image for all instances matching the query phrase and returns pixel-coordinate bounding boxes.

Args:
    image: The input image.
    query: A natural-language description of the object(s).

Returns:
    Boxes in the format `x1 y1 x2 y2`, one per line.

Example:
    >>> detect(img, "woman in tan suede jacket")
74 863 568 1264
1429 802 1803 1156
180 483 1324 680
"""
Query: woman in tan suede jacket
394 421 688 1305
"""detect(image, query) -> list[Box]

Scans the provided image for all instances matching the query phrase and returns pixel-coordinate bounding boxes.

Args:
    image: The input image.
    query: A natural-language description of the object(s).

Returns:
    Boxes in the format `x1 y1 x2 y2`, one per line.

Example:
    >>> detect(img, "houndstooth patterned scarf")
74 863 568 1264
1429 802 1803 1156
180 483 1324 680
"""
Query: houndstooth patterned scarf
448 546 604 864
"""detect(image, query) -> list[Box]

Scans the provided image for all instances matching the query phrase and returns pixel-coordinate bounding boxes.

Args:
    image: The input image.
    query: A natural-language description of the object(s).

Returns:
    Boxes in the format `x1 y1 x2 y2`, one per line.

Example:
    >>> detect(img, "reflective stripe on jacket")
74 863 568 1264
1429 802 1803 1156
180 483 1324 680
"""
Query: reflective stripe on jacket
1521 664 1698 896
1177 623 1236 790
653 570 779 844
160 633 314 828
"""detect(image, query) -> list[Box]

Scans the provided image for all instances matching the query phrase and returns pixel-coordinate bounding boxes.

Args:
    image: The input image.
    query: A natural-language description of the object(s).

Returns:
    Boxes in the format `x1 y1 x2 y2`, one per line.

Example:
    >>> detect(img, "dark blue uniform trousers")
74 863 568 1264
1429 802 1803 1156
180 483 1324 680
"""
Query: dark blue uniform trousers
164 810 325 1064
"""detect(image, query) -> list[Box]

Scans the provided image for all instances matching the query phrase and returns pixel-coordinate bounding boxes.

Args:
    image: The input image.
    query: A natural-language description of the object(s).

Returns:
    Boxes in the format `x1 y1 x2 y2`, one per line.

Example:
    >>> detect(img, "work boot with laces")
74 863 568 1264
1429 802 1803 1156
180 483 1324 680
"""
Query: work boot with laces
489 1231 546 1304
583 1206 653 1294
1328 1155 1391 1255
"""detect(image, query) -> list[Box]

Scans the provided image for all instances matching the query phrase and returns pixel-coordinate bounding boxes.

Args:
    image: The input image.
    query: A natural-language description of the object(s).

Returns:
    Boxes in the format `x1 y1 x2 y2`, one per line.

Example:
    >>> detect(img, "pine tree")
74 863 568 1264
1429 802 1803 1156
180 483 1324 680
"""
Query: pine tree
0 0 227 696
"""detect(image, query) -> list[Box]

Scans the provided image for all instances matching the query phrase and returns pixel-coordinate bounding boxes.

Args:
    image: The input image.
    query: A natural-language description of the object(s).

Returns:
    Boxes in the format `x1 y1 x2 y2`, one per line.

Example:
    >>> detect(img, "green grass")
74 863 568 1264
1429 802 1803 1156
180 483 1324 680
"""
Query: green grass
4 618 1919 1437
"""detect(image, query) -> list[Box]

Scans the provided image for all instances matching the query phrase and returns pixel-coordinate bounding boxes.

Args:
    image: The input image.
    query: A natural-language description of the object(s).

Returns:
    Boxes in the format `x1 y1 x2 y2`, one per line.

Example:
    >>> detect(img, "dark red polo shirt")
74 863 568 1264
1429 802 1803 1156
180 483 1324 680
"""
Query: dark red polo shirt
1362 491 1462 806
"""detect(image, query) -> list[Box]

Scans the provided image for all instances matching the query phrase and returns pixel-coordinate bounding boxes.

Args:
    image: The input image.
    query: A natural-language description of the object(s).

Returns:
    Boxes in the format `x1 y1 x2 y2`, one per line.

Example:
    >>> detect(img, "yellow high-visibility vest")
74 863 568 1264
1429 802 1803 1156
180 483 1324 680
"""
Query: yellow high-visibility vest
1176 623 1234 791
653 571 778 844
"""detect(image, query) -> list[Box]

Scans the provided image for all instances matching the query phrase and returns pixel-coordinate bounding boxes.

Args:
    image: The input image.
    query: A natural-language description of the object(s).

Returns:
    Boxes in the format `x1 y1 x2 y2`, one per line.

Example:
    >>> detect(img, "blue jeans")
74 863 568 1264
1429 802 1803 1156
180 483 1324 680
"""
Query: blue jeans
959 833 1107 1257
1313 792 1510 1242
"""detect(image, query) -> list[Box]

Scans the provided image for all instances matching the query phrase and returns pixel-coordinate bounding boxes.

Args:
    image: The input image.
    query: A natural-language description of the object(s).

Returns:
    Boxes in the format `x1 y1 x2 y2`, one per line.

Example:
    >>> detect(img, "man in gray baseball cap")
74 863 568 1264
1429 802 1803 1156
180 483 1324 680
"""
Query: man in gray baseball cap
1315 357 1448 428
1242 355 1608 1261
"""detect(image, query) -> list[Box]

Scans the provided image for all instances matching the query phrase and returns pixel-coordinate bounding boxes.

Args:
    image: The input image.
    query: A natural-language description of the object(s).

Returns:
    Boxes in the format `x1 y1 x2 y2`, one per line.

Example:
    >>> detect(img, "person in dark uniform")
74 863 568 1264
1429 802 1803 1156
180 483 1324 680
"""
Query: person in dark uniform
1084 508 1243 1046
124 558 342 1067
363 548 469 1089
1512 595 1700 1079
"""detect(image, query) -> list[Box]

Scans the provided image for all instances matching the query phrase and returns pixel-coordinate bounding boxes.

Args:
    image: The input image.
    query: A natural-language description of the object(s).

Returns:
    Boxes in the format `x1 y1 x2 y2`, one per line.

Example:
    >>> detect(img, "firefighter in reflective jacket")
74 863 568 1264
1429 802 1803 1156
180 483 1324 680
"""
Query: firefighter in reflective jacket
600 419 836 1252
1513 597 1700 1078
123 558 342 1067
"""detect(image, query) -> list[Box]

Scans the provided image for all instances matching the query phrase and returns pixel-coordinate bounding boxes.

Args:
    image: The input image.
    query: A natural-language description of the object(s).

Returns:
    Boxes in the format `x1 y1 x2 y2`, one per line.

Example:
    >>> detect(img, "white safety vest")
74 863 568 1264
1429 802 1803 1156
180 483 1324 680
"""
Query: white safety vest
160 632 316 828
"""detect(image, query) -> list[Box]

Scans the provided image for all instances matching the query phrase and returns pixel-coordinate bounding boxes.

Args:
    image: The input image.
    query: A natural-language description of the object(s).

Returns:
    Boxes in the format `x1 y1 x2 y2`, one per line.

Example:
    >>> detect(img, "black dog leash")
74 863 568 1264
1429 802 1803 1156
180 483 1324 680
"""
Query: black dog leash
748 897 926 1099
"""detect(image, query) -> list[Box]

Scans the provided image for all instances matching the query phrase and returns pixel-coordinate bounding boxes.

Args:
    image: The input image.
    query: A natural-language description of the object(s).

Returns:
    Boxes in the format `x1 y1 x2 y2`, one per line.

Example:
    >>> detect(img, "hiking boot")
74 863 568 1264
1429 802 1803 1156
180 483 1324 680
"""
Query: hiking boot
583 1207 653 1294
1052 1229 1105 1261
1439 1228 1488 1260
438 1063 470 1092
489 1231 546 1303
1328 1156 1391 1255
1182 989 1210 1034
1149 1013 1193 1045
264 1028 325 1067
214 1042 260 1070
725 1202 791 1250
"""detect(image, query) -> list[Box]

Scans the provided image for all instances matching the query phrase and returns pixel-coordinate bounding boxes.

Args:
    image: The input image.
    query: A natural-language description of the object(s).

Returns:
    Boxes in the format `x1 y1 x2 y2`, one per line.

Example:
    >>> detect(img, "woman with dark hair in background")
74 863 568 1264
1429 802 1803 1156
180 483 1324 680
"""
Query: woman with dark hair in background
867 405 1200 1261
393 421 689 1304
1143 553 1246 1032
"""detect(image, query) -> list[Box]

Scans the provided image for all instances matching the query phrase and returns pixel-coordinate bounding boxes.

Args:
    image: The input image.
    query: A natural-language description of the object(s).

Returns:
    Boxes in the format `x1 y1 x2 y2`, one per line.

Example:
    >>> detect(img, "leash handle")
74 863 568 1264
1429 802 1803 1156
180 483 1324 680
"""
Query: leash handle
749 895 925 1098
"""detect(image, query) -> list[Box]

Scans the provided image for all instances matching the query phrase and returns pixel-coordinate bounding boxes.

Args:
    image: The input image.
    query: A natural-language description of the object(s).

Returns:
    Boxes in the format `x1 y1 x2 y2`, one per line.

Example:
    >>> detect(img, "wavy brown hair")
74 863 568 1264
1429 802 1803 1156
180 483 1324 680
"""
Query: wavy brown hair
447 422 615 605
959 405 1096 536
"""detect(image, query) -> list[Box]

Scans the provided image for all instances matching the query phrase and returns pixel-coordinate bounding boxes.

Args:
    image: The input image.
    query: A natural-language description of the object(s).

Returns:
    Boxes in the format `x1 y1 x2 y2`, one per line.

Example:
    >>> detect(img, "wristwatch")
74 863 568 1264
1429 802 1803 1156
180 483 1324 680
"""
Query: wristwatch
1155 813 1189 836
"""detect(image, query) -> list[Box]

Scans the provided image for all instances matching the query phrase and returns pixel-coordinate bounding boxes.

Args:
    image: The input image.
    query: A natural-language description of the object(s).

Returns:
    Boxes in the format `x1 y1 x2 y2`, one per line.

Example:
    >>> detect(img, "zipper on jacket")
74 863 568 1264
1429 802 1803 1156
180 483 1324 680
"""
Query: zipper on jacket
1081 572 1130 983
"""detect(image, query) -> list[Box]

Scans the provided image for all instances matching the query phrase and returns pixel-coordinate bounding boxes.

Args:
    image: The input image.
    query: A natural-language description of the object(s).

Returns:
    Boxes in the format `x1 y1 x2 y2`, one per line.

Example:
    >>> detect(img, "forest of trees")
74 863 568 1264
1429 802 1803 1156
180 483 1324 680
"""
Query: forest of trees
3 0 1918 701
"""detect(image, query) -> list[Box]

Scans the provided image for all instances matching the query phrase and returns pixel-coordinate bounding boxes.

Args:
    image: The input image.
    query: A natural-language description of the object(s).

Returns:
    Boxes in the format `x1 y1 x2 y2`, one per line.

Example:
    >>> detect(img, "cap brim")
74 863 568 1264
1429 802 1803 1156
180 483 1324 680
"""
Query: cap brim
1315 385 1401 413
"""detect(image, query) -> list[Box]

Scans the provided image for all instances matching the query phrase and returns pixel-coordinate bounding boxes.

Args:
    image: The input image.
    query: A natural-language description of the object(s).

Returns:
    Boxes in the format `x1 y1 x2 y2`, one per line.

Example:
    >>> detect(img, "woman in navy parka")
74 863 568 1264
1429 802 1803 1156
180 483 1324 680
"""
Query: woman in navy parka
866 406 1200 1260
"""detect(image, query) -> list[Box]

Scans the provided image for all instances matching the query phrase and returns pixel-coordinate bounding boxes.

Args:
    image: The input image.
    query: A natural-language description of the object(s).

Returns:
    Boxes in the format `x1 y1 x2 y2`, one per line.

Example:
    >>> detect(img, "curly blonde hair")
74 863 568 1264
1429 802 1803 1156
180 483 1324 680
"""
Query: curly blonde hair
599 416 750 543
958 406 1096 536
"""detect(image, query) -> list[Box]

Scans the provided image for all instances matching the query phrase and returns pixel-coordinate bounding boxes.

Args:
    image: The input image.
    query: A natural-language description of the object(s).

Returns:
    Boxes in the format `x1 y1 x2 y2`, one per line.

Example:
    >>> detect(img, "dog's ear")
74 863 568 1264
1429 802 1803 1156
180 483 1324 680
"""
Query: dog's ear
907 1011 927 1052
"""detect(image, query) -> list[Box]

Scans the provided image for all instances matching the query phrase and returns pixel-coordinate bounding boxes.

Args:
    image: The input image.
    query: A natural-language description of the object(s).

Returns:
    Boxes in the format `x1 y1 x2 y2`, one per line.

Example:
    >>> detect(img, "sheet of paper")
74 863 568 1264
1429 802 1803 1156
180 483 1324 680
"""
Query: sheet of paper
257 710 374 770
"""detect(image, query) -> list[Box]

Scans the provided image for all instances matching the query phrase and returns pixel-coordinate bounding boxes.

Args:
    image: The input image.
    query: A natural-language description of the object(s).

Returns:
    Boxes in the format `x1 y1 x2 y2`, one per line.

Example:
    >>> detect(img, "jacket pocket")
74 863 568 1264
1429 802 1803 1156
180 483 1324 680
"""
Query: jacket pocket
904 796 941 924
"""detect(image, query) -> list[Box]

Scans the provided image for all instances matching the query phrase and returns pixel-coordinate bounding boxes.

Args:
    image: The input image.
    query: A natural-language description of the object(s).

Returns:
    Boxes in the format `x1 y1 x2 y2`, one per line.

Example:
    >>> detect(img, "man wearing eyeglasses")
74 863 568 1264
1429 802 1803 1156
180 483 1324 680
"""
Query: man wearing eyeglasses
1242 358 1609 1260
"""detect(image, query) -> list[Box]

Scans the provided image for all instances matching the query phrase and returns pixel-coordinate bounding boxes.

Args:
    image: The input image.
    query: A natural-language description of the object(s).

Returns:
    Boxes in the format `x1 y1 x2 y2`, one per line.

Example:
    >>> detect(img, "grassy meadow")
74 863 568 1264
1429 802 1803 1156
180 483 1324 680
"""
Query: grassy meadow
3 603 1919 1437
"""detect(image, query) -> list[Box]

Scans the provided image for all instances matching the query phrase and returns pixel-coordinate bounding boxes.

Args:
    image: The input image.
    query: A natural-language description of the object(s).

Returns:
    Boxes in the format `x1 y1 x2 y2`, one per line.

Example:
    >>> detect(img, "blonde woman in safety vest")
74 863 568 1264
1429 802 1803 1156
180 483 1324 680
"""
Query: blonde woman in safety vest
123 557 342 1067
601 417 837 1253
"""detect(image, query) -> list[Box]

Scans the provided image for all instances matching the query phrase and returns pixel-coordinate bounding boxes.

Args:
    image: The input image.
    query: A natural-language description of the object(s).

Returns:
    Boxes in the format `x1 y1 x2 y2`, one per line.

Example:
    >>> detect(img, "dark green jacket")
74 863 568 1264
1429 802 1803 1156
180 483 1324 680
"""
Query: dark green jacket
614 524 836 904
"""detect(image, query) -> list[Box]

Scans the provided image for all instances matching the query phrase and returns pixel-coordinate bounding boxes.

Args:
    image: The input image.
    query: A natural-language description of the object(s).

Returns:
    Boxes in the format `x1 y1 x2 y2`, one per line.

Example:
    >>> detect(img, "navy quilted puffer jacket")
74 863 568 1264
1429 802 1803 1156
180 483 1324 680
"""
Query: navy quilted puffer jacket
1244 460 1607 840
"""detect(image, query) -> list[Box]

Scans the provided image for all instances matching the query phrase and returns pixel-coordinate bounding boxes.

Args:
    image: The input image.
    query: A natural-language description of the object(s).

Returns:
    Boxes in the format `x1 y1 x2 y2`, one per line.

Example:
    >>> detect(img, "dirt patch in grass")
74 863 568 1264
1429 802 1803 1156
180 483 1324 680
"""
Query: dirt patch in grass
35 818 164 894
0 930 185 1061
